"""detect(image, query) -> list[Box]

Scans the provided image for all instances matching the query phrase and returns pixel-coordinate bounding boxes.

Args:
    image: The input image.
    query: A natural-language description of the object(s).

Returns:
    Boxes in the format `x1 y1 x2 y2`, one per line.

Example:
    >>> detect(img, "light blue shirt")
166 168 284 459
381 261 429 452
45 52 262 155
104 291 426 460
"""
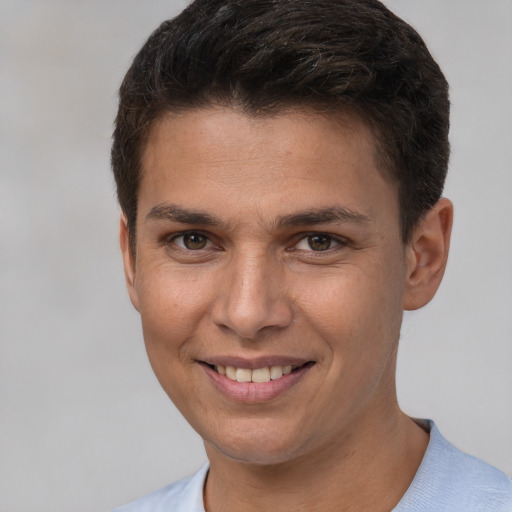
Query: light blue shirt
112 422 512 511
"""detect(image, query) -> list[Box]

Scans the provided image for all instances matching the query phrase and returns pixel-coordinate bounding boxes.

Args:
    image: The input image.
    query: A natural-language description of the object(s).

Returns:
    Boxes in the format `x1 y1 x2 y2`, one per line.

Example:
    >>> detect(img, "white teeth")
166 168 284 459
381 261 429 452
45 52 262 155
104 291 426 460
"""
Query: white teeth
270 366 283 380
252 367 271 383
216 364 301 383
235 368 252 382
226 366 236 380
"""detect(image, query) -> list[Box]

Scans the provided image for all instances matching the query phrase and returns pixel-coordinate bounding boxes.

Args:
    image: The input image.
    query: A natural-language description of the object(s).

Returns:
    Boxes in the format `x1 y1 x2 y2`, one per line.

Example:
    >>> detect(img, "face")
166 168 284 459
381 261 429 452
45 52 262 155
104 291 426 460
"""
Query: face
123 107 412 465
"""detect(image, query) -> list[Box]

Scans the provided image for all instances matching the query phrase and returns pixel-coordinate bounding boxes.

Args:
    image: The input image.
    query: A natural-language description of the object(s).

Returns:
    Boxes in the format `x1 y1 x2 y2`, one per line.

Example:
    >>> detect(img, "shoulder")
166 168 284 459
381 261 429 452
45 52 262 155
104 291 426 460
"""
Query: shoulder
394 421 512 512
110 464 208 512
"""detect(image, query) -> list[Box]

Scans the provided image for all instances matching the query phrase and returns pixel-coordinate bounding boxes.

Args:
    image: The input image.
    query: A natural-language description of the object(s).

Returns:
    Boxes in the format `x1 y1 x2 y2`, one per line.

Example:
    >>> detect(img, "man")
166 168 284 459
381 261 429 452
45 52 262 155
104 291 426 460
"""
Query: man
110 0 512 510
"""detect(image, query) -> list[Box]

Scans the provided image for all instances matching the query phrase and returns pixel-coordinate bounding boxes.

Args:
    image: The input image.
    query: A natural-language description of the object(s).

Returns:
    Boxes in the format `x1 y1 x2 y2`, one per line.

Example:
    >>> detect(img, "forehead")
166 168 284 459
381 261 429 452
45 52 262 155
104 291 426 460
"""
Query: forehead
144 106 376 158
139 107 399 228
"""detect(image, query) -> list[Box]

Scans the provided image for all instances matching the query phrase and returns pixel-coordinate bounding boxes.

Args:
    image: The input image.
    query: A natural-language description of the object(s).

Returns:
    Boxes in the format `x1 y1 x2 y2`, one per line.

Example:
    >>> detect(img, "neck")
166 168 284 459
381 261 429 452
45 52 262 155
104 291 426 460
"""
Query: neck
204 409 428 512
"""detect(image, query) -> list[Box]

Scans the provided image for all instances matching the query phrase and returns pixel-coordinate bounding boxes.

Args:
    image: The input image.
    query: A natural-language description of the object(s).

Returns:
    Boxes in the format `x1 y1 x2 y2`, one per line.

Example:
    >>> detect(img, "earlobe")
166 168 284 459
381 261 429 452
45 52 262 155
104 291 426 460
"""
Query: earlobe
119 214 140 311
403 198 453 311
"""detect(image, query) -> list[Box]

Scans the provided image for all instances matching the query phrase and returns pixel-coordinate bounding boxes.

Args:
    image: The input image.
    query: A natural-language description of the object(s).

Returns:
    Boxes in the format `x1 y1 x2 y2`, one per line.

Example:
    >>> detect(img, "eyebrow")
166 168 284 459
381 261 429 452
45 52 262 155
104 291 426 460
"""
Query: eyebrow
146 204 223 226
275 207 371 228
145 203 370 229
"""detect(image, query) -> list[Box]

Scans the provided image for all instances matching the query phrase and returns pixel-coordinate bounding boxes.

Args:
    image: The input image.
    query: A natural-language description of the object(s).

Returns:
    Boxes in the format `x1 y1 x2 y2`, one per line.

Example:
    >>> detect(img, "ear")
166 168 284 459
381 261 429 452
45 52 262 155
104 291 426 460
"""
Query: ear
119 213 140 311
403 198 453 311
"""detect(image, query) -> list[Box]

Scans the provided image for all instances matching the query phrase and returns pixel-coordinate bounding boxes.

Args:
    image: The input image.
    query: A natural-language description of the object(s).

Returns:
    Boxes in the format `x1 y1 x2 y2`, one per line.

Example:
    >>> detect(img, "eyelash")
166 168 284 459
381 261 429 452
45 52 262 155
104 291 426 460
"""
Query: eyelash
293 233 347 252
165 231 347 253
167 231 214 251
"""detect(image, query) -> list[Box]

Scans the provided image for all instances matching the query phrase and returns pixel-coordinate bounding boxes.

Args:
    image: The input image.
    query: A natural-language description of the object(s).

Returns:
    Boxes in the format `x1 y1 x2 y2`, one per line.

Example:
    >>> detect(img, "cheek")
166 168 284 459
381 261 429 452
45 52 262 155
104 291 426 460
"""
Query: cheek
134 269 212 409
296 259 404 356
135 267 213 361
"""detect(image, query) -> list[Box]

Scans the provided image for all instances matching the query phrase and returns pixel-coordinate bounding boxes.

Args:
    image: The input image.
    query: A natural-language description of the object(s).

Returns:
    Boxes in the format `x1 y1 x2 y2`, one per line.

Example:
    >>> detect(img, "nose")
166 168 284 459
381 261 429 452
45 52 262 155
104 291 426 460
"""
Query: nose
211 252 293 340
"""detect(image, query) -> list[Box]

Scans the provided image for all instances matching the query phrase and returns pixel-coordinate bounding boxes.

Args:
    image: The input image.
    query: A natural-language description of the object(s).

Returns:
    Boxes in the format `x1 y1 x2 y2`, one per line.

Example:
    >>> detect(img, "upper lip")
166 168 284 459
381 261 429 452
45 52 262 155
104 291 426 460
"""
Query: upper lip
199 356 313 369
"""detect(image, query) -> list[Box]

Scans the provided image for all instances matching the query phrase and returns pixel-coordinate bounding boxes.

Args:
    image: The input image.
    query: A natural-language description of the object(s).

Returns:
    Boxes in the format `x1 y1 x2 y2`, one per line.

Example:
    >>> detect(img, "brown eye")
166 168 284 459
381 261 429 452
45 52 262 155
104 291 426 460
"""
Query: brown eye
175 232 209 250
307 234 332 251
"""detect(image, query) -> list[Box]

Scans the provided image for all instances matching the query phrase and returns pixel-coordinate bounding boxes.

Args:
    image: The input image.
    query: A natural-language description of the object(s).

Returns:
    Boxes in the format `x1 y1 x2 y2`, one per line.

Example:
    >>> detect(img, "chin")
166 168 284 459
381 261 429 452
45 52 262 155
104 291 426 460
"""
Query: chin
203 419 310 466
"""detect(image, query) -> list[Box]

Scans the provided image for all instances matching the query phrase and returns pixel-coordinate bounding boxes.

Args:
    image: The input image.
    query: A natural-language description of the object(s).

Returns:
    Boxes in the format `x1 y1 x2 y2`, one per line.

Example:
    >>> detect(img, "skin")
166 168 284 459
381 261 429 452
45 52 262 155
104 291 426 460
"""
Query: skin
120 107 453 512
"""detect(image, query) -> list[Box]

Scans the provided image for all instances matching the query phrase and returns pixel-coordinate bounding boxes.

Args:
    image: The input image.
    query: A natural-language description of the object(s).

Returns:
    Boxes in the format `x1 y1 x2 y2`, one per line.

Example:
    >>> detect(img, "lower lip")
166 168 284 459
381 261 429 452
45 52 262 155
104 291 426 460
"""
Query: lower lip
201 363 314 404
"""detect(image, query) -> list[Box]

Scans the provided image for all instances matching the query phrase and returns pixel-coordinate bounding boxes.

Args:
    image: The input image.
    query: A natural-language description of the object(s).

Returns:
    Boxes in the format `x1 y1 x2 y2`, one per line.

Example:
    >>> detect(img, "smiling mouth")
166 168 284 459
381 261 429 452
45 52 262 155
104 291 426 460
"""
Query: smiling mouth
203 362 315 383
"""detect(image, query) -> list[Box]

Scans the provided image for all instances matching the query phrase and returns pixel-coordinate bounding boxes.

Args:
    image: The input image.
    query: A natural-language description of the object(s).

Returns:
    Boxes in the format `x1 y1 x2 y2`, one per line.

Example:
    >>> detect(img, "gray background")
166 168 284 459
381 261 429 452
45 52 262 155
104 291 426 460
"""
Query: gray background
0 0 511 510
